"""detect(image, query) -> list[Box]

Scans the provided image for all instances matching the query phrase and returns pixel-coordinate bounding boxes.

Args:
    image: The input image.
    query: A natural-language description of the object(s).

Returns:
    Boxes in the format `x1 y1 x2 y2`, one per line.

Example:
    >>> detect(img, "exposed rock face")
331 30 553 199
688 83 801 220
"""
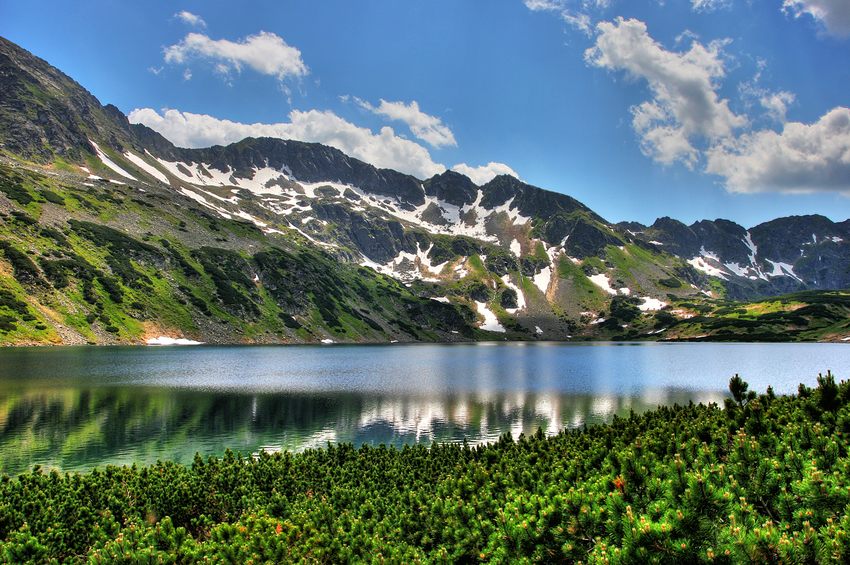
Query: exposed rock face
424 170 478 207
641 215 850 298
0 37 143 161
165 137 428 206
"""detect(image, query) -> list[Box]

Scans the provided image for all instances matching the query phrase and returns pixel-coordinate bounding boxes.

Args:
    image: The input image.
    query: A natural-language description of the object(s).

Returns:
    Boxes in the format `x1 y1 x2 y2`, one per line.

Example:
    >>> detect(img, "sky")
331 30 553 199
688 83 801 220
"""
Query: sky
2 0 849 227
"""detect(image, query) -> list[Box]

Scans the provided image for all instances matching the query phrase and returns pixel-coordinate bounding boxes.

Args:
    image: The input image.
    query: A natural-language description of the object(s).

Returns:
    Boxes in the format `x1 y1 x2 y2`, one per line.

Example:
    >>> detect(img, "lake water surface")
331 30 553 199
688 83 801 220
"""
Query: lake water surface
0 342 847 474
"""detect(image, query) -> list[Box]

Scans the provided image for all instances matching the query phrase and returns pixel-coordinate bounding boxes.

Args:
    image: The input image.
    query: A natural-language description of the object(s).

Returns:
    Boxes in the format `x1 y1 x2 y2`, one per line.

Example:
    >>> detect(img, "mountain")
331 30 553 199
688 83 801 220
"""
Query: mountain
1 36 849 345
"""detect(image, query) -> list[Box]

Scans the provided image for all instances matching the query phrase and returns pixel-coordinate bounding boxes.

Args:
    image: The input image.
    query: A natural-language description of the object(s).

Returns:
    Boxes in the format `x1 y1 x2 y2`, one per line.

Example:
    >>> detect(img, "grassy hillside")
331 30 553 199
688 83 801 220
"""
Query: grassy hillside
3 156 849 345
657 291 850 342
0 161 480 344
1 375 848 562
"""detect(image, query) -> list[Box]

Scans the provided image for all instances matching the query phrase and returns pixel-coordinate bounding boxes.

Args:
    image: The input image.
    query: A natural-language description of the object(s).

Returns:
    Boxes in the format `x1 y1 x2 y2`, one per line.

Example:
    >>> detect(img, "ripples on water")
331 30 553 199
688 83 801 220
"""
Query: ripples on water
0 342 846 473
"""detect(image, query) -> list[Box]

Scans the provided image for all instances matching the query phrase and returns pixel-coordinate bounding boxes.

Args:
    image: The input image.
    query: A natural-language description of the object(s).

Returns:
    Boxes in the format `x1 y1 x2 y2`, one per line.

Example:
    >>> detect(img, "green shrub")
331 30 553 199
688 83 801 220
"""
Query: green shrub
2 377 848 562
0 242 41 284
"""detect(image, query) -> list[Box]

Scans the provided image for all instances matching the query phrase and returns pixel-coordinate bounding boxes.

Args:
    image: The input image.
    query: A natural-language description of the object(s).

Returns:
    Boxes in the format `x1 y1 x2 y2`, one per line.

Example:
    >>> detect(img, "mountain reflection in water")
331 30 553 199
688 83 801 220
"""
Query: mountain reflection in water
0 386 722 474
3 341 847 474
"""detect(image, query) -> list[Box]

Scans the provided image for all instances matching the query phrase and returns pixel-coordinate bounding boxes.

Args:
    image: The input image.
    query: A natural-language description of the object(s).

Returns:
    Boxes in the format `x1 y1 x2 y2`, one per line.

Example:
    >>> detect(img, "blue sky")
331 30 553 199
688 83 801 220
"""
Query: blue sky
2 0 849 227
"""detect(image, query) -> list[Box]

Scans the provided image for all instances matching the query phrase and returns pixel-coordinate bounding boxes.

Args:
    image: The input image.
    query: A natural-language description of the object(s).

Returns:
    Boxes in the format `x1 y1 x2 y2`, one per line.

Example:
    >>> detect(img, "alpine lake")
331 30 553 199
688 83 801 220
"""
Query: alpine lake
0 342 848 475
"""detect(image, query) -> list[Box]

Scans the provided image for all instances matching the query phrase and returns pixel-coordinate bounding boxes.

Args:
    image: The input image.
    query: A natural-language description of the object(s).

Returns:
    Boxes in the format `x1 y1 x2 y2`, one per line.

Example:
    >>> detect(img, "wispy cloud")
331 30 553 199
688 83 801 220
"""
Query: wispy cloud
523 0 608 35
174 10 206 28
691 0 731 13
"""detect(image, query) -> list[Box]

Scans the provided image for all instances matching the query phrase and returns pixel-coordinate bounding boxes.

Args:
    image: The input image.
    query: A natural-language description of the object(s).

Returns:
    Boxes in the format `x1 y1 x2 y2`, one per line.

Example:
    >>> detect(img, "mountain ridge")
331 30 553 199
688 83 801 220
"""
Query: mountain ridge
2 35 849 345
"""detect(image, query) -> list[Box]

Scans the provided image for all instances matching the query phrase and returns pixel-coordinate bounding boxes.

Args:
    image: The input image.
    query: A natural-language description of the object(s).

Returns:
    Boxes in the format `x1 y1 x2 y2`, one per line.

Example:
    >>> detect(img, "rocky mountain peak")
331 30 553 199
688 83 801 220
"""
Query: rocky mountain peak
0 36 137 161
423 170 478 207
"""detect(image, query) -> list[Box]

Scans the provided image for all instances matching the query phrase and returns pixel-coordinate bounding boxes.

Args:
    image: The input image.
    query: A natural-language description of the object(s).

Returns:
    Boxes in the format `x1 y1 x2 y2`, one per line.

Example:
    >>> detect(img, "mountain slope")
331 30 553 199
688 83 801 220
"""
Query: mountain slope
1 36 848 345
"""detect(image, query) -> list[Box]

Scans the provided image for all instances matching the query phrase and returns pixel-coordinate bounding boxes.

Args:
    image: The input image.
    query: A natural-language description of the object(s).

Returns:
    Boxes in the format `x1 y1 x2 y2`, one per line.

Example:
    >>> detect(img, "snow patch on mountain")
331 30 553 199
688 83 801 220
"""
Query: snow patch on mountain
475 301 506 333
724 262 748 277
765 259 802 282
179 187 233 219
360 243 444 282
490 196 530 226
699 246 720 261
588 273 629 295
510 239 521 257
688 257 728 280
501 274 526 313
123 151 169 184
741 232 768 280
533 266 552 295
147 336 203 346
90 140 137 181
638 297 666 311
156 156 542 255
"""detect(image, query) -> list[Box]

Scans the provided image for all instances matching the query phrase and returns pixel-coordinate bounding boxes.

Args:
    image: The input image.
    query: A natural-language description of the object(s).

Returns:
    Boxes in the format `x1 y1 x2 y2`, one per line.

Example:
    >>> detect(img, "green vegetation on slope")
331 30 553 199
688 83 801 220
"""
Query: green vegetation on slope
0 163 476 344
662 290 850 342
1 375 849 562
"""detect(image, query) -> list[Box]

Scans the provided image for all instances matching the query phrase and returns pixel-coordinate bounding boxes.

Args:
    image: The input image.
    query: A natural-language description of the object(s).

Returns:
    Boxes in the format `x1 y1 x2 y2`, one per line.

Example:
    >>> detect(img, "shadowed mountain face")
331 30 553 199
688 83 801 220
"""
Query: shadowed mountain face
1 35 849 345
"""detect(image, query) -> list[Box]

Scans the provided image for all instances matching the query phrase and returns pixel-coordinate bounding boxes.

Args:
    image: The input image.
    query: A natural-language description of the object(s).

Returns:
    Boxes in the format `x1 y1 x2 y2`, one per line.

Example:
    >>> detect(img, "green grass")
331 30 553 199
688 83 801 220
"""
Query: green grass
467 254 486 276
557 256 604 300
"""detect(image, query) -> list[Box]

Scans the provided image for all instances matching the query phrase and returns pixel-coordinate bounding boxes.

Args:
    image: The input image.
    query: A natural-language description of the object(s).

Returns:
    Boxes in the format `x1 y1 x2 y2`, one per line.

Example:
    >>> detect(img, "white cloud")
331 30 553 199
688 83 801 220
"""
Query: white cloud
758 91 796 123
585 17 745 167
783 0 850 37
691 0 730 12
355 98 457 148
523 0 564 11
182 68 192 81
706 106 850 193
451 162 520 185
164 31 308 81
561 11 593 35
738 62 796 124
523 0 604 35
175 10 206 28
127 107 445 179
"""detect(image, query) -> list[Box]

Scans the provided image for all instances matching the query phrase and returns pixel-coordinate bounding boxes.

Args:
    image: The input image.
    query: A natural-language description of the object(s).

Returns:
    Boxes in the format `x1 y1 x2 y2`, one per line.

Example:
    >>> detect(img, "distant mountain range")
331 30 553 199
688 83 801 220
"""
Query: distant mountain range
1 35 849 345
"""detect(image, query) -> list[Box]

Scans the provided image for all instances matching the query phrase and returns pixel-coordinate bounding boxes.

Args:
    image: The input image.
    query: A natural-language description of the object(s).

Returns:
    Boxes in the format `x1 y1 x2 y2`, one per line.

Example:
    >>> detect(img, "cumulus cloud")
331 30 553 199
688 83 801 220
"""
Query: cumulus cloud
164 31 308 81
706 106 850 193
451 162 520 185
355 98 457 148
585 17 745 167
175 10 206 28
527 5 847 195
128 107 445 179
783 0 850 37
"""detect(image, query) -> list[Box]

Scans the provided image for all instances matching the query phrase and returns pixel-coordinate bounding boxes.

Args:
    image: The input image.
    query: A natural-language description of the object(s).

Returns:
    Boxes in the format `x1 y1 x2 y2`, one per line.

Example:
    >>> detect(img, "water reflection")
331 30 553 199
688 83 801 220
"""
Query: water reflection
0 386 725 475
1 342 847 474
